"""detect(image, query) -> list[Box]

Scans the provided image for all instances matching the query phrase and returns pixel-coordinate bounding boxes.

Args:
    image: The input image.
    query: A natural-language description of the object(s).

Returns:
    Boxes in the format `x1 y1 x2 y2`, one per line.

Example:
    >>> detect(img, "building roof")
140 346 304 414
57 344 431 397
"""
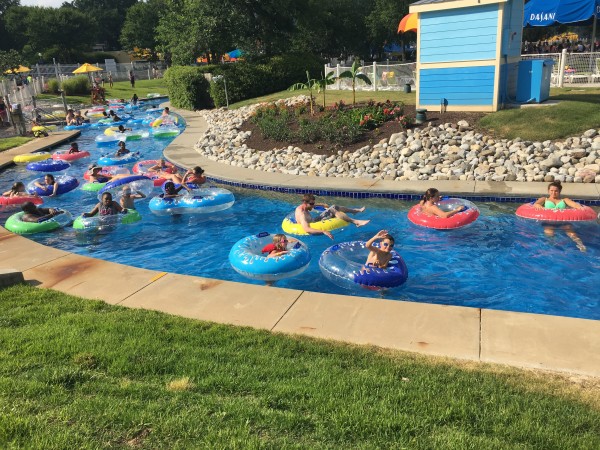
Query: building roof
411 0 458 5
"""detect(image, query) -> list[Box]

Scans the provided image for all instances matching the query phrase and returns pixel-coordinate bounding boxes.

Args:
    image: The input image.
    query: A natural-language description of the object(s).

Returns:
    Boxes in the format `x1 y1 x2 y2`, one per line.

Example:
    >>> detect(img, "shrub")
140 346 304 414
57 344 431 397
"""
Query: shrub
61 76 90 96
46 78 60 94
164 66 212 110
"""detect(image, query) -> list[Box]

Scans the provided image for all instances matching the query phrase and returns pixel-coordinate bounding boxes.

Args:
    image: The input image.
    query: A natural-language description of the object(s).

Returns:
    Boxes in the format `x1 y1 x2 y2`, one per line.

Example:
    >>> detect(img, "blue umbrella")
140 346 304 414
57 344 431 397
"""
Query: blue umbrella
227 49 243 59
524 0 600 27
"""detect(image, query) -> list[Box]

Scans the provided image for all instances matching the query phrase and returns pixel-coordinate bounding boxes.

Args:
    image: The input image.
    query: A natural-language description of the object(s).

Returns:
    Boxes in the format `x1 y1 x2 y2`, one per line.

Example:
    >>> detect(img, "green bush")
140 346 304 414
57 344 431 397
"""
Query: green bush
46 78 60 94
61 76 90 95
164 66 212 110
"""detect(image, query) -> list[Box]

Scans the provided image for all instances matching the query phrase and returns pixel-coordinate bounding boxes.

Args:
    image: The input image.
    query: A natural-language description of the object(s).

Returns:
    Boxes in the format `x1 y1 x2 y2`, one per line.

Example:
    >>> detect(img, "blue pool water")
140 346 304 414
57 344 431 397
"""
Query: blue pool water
1 115 599 320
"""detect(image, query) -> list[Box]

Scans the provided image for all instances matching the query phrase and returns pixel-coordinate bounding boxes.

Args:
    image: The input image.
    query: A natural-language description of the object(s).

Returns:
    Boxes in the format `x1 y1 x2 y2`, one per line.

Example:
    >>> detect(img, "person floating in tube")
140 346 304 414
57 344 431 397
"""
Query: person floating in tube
364 230 395 269
533 181 586 252
419 188 464 218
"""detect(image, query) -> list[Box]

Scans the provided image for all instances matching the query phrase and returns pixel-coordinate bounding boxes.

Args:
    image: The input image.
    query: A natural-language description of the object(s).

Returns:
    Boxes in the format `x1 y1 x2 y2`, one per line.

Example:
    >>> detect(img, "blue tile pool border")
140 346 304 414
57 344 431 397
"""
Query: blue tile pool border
204 176 600 206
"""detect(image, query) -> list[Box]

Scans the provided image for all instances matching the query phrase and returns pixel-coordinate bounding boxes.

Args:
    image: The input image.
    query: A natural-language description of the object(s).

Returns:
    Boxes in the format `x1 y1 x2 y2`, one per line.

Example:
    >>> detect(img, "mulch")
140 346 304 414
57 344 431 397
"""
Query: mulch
240 104 490 156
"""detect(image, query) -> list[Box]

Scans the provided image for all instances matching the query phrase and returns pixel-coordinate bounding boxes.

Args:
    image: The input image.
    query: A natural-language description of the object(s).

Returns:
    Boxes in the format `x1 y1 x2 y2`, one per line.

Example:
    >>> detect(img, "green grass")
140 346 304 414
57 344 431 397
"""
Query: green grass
0 136 33 152
36 79 168 106
230 88 415 110
2 284 600 449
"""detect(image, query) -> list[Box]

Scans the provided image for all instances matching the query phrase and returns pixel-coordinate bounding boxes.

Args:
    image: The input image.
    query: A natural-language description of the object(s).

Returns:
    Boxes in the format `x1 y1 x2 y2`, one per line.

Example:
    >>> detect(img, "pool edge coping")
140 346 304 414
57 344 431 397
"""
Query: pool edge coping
2 105 600 378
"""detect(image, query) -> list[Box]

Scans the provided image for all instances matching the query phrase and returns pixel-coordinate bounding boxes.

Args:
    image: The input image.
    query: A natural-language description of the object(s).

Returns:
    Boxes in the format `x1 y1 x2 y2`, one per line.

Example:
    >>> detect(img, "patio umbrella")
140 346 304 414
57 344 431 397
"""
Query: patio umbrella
397 13 417 33
226 49 243 59
524 0 600 27
4 65 31 74
72 63 103 74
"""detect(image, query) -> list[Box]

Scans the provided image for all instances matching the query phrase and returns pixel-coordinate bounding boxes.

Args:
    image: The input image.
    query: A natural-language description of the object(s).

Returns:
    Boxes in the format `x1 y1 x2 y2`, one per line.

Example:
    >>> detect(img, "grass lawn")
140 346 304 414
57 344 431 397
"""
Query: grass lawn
0 136 33 152
2 284 600 448
232 86 600 142
36 79 168 107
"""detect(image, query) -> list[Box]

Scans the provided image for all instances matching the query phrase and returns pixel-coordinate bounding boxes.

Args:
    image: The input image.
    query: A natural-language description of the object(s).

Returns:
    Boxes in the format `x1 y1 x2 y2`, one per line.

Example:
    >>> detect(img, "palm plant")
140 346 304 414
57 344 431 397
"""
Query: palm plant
288 70 318 114
338 60 372 105
314 71 336 108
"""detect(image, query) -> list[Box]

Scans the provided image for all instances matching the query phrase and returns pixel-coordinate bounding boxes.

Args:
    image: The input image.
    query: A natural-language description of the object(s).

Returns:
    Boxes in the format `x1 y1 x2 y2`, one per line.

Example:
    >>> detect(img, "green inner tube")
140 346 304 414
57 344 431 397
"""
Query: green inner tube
5 212 61 235
73 209 141 230
81 182 107 192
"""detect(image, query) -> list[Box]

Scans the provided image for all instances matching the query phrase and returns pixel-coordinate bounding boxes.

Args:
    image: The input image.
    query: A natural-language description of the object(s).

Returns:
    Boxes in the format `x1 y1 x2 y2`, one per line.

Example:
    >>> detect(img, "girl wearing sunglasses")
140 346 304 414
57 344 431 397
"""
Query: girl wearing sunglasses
364 229 395 269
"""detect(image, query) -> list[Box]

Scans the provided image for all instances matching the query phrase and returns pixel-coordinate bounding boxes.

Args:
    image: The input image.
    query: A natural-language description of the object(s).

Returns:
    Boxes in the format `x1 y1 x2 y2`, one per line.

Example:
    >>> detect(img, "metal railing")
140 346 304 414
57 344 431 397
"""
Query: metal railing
324 62 416 91
521 50 600 87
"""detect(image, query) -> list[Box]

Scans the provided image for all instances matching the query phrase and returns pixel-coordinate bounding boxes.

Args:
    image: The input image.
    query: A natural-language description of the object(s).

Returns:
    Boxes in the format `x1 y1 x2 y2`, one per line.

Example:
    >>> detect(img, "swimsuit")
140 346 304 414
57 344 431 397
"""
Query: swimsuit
544 200 566 209
315 205 337 221
99 203 117 216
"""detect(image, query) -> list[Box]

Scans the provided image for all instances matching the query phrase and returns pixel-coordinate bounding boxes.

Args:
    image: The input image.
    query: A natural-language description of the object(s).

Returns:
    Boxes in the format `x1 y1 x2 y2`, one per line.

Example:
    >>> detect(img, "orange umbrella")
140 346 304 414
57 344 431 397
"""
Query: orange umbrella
398 13 417 33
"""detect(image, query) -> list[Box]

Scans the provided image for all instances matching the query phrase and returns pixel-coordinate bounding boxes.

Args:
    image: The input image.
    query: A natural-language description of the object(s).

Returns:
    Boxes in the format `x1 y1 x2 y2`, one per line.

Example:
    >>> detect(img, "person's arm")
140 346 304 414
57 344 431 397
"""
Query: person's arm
82 203 100 217
366 230 388 252
176 184 191 194
427 204 464 218
533 196 546 209
133 191 146 199
297 210 333 239
267 250 289 259
564 198 583 209
49 182 59 197
1 189 10 196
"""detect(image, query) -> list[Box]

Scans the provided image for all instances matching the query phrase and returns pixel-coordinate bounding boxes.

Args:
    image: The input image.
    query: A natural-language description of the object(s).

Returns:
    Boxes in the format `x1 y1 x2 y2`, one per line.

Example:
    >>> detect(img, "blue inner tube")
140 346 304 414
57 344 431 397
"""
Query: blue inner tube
26 175 79 196
319 241 408 291
97 152 140 166
148 188 235 216
98 175 154 200
26 159 70 172
229 232 311 282
64 123 91 131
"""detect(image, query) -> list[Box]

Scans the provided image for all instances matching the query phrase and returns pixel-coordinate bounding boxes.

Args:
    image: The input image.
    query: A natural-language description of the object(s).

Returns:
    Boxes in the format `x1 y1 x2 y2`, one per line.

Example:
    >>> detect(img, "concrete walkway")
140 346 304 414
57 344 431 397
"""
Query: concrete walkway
0 130 81 170
2 106 600 377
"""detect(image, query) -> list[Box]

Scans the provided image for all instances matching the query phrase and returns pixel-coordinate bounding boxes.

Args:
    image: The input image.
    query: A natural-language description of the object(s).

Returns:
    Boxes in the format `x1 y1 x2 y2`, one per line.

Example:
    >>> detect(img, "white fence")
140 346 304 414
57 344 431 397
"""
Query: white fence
518 50 600 87
325 62 416 91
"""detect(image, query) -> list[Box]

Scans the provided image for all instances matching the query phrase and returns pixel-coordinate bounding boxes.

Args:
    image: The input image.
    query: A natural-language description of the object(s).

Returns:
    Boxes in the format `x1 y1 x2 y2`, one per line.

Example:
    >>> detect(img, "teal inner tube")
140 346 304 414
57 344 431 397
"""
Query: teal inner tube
5 211 73 235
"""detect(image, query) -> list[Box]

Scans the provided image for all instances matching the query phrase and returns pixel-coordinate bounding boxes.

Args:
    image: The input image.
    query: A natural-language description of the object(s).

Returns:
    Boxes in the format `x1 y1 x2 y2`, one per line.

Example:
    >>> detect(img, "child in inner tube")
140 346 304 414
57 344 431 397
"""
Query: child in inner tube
120 185 145 210
364 230 395 269
162 181 191 198
262 234 297 259
3 181 34 198
115 141 130 156
83 192 126 217
68 142 80 154
21 201 63 223
33 174 58 197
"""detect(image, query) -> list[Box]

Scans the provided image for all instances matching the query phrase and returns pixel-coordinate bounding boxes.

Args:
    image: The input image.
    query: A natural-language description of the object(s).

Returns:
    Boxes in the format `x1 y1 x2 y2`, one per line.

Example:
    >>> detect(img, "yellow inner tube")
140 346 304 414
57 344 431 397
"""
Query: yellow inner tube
104 127 120 136
32 125 56 132
13 152 51 164
282 215 348 235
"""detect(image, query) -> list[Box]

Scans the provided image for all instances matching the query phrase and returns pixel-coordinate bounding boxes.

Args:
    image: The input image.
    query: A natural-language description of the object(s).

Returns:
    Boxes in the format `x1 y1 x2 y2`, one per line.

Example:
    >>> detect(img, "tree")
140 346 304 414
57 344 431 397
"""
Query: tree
338 60 372 105
0 49 22 74
120 0 164 61
366 0 410 60
314 71 336 108
289 70 317 114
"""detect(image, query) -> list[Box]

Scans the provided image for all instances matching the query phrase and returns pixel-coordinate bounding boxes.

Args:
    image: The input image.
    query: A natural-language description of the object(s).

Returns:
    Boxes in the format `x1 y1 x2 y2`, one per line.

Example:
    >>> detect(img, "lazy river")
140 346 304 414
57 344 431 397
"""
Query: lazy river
1 110 599 321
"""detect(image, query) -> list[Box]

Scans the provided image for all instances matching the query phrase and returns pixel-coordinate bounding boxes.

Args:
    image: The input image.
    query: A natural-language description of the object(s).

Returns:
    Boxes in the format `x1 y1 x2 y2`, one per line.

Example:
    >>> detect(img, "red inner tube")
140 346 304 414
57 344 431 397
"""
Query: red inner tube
515 203 597 222
0 195 43 206
408 199 480 230
52 151 90 161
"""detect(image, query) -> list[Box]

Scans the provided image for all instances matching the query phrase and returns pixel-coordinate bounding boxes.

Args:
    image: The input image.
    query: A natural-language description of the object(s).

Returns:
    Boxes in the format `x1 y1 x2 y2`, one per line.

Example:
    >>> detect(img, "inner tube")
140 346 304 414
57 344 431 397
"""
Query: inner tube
515 203 597 222
26 159 70 172
52 150 91 161
281 206 348 235
151 127 180 138
148 188 235 216
32 125 56 132
73 209 141 231
95 134 123 146
229 232 311 282
13 153 51 164
26 175 79 196
83 166 130 181
408 198 480 230
97 152 141 166
319 241 408 291
64 123 91 131
4 210 73 235
81 182 107 193
98 175 154 199
0 195 43 209
133 160 176 186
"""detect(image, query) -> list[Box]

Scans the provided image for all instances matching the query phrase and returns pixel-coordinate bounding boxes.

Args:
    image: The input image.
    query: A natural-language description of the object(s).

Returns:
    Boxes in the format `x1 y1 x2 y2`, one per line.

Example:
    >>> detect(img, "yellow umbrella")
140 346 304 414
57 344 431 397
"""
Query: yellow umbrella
72 63 103 74
4 65 31 74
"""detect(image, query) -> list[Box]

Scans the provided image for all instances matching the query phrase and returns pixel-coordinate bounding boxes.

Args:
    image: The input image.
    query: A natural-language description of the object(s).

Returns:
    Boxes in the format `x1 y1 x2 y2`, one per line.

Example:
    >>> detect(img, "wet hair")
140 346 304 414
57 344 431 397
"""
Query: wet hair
164 181 175 191
44 174 55 183
273 233 287 247
303 193 316 203
101 192 112 201
192 166 204 175
548 181 562 193
11 181 25 193
422 188 439 203
118 125 125 131
21 201 37 213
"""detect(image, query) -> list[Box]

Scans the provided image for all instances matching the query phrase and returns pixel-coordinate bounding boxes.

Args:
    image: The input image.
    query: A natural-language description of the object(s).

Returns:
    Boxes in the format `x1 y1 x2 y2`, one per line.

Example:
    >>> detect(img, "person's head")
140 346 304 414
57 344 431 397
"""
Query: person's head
548 181 562 198
422 188 440 203
44 174 55 184
102 111 108 117
118 141 126 149
101 192 113 206
21 201 37 214
89 164 102 174
273 233 288 250
380 234 395 253
118 125 125 132
11 181 25 193
164 181 176 194
109 110 115 116
70 142 78 150
192 166 204 175
122 186 132 197
302 193 316 210
163 107 169 114
67 109 74 115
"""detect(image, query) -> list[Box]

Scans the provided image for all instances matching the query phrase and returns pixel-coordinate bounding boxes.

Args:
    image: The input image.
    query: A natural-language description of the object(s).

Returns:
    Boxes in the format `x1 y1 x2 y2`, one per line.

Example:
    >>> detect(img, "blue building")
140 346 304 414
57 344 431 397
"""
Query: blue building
410 0 524 112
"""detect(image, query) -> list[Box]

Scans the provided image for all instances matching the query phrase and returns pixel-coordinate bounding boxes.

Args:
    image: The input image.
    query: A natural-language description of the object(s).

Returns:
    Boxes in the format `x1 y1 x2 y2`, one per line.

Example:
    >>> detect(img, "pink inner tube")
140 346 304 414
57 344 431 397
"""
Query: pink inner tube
52 150 91 161
515 203 597 222
83 166 130 181
408 198 480 230
133 159 175 175
0 195 43 206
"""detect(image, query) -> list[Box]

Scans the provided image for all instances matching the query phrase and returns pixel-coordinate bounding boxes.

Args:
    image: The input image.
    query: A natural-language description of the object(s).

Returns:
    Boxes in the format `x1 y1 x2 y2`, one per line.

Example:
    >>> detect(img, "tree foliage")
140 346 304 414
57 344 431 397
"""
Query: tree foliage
0 49 22 75
120 0 164 61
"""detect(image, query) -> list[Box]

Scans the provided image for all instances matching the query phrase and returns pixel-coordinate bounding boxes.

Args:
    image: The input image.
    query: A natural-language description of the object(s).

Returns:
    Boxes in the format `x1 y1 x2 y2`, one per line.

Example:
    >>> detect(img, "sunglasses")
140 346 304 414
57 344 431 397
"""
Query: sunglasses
382 243 394 248
308 202 315 206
